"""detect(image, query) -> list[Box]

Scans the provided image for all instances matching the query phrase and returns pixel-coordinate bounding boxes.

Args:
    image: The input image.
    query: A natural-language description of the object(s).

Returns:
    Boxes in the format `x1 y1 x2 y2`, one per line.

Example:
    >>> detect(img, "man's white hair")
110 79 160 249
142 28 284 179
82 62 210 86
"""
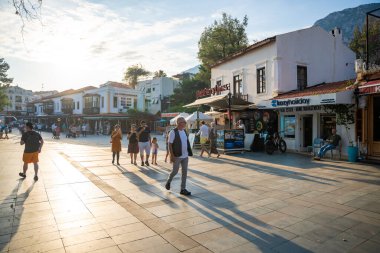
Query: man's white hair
176 117 186 125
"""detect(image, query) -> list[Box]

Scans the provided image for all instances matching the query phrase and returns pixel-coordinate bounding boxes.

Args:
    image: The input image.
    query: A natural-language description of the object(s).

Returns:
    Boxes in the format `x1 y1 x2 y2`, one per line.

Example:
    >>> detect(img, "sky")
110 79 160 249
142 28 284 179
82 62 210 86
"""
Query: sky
0 0 375 92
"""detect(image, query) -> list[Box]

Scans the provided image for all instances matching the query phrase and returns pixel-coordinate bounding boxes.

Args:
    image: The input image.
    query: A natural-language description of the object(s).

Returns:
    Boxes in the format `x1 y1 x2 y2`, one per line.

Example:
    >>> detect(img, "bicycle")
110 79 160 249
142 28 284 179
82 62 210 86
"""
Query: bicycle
265 131 287 155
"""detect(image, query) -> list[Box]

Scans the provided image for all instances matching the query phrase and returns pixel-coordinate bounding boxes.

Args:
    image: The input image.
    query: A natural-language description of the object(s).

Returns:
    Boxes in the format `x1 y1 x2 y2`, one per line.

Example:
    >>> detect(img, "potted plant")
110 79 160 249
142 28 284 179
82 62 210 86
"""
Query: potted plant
324 104 357 162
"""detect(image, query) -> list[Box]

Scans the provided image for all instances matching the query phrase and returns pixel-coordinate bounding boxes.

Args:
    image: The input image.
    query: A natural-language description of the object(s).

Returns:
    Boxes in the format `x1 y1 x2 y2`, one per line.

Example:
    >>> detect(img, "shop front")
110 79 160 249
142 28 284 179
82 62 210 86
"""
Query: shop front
356 79 380 159
258 85 355 156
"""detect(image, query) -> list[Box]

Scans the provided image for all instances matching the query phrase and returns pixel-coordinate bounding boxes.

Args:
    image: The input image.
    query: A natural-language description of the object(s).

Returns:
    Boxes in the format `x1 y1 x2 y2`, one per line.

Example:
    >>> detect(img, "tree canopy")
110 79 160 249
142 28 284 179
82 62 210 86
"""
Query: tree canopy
349 20 380 65
198 13 249 72
123 64 150 89
169 13 249 112
0 58 13 111
154 70 167 78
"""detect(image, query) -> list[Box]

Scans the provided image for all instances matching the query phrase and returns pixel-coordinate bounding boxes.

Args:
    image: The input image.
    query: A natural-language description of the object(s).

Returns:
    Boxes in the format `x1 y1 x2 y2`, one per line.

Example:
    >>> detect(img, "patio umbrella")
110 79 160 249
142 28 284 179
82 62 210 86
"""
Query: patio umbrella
170 112 190 125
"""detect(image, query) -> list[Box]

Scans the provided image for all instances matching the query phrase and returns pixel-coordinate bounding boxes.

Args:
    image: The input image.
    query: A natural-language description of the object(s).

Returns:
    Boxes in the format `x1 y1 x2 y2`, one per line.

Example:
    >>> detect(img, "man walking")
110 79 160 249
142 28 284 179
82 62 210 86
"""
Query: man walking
197 121 210 157
314 128 341 160
19 122 44 181
137 120 151 166
165 117 193 196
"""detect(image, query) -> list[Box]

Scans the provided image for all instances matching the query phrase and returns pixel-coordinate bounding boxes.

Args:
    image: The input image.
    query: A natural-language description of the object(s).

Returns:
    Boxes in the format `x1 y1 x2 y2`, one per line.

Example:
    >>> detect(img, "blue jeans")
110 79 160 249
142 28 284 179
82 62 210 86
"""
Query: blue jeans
318 144 336 158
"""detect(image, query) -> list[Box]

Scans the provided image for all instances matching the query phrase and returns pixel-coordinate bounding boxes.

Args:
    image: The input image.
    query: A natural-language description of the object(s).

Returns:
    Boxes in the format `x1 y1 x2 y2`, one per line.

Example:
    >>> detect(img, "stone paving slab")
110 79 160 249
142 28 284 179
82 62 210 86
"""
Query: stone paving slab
0 133 380 252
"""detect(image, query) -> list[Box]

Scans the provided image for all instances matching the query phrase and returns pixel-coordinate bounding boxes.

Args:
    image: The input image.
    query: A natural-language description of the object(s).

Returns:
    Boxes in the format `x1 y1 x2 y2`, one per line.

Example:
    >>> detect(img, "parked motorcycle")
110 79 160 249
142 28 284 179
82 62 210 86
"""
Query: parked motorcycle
265 132 287 155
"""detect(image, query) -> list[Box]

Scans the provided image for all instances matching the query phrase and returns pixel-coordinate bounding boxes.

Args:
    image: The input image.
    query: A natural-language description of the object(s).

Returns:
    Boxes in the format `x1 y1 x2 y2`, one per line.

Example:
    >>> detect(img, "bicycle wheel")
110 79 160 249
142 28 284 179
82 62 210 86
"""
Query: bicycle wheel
279 140 287 153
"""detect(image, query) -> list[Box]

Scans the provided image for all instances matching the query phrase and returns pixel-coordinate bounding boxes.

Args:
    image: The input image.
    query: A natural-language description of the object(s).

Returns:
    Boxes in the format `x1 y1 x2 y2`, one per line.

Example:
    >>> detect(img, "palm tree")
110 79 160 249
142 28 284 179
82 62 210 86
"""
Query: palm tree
123 64 150 89
154 70 167 78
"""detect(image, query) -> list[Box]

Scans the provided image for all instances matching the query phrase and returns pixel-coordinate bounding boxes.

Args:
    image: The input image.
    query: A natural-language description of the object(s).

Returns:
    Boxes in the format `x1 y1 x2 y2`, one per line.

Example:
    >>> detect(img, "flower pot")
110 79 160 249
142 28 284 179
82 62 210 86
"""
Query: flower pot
347 146 358 162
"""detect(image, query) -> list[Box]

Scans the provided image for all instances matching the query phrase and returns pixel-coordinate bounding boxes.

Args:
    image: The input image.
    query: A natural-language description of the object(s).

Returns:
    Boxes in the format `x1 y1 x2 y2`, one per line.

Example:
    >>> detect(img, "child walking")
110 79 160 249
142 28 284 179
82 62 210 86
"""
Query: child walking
151 137 159 165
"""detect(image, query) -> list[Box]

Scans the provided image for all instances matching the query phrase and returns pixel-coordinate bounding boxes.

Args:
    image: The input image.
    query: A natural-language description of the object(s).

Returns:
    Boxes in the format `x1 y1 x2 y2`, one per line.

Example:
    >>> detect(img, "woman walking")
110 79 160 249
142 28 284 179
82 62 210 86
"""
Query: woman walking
151 137 159 165
111 124 122 165
127 124 139 165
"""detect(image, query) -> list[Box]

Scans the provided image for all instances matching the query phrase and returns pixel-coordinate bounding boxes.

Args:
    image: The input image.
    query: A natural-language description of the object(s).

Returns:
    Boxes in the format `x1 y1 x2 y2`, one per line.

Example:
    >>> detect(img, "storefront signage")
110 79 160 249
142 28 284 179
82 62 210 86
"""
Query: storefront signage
271 98 310 107
196 83 230 98
161 112 180 118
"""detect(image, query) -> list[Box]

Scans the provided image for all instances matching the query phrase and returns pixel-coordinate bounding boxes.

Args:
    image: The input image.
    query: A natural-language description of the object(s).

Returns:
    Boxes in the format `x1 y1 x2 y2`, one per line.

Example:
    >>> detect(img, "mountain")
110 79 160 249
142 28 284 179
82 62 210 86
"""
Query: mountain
313 3 380 45
180 65 200 75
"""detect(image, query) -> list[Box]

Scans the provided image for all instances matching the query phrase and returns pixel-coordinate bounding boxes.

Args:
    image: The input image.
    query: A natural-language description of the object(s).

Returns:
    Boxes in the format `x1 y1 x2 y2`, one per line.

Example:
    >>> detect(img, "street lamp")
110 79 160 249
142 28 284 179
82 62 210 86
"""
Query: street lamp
228 92 232 129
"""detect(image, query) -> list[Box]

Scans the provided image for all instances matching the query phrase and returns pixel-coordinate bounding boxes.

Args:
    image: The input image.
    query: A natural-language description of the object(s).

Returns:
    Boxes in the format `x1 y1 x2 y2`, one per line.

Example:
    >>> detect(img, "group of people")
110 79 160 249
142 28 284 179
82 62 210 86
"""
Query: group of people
110 120 159 166
197 121 220 158
109 118 192 195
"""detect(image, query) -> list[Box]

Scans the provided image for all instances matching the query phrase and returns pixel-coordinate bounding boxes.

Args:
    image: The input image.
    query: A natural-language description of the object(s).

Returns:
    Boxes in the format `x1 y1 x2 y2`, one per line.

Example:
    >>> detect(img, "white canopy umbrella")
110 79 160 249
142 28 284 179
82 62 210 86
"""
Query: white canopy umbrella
185 111 213 123
170 112 190 125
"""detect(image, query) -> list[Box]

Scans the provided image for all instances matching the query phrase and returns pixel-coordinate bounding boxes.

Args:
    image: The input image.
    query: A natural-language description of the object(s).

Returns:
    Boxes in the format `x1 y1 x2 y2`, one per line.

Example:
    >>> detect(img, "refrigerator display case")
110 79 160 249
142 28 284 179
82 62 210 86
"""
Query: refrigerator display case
216 129 245 154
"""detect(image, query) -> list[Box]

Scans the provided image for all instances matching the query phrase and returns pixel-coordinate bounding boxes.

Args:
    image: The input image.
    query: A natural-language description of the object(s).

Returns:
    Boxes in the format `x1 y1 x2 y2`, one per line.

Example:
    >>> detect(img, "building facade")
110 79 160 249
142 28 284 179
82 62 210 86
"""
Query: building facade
2 86 33 115
209 26 356 155
136 76 180 114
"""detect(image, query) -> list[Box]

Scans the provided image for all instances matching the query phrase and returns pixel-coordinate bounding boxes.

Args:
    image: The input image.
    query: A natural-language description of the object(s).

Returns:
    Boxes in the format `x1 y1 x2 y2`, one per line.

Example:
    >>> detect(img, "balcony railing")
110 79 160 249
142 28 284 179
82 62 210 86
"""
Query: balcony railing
83 107 100 115
234 93 249 101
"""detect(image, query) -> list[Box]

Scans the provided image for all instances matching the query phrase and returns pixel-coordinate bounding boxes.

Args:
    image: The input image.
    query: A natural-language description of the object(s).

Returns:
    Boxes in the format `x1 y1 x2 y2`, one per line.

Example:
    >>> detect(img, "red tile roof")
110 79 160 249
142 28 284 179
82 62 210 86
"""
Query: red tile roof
274 80 355 99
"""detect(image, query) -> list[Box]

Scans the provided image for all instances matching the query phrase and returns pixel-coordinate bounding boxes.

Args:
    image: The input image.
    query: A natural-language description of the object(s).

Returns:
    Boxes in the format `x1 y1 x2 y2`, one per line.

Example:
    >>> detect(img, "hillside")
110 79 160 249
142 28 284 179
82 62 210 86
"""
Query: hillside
313 3 380 45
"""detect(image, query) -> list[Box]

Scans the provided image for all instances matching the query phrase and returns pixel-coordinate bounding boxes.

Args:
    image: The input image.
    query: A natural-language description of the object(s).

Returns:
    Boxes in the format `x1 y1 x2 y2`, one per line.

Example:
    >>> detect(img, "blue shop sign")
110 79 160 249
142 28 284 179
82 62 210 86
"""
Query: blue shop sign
271 98 310 107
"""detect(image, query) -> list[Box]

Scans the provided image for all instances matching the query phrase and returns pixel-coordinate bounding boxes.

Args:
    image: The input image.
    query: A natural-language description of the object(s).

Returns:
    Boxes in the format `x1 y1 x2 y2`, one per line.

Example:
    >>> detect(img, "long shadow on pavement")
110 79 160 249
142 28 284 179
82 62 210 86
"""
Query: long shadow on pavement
0 180 35 252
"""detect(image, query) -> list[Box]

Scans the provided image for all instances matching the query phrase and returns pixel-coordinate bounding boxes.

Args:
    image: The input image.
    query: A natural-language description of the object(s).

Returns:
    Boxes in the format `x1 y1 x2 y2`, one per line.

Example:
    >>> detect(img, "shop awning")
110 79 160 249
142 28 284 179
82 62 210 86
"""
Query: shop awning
184 94 255 109
358 80 380 95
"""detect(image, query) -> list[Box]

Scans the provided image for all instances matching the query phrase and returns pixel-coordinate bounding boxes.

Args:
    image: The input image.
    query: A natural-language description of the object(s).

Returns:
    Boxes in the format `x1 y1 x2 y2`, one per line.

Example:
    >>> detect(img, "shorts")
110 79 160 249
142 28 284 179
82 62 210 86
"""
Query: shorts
138 142 151 155
23 152 39 163
200 137 209 144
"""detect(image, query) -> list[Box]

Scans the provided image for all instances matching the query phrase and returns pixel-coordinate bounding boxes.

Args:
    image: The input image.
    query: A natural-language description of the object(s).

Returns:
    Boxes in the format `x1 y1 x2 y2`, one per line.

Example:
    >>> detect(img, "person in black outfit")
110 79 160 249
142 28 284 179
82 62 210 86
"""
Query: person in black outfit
19 122 44 181
127 124 139 165
137 121 151 166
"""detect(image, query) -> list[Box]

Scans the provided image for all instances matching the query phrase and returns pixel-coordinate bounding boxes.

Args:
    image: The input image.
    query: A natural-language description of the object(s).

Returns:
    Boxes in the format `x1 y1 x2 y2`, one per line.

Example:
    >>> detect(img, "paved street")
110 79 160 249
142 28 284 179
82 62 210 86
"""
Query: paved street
0 133 380 253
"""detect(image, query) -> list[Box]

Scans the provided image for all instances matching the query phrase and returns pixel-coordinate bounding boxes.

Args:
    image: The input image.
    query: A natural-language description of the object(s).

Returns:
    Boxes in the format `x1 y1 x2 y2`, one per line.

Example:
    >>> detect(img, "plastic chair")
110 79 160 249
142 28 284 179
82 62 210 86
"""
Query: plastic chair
312 138 324 156
328 140 342 159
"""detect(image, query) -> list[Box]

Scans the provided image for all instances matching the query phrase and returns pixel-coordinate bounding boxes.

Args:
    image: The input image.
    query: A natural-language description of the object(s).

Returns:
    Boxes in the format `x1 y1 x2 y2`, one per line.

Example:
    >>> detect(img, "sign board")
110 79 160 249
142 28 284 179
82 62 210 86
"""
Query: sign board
161 112 180 118
257 91 353 109
196 83 230 99
188 133 196 149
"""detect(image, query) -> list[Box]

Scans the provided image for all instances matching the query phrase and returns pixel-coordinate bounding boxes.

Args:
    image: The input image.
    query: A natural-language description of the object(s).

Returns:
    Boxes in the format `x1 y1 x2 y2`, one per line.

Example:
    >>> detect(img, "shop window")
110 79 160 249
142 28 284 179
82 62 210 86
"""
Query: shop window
297 66 307 91
283 115 296 138
113 96 118 108
126 97 132 107
320 115 336 140
257 67 266 94
233 74 243 95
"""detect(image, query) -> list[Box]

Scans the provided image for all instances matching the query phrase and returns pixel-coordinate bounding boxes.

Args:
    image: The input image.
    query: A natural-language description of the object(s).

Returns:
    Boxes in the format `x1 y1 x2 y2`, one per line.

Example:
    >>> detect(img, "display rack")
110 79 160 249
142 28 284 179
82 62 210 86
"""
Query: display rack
216 129 245 154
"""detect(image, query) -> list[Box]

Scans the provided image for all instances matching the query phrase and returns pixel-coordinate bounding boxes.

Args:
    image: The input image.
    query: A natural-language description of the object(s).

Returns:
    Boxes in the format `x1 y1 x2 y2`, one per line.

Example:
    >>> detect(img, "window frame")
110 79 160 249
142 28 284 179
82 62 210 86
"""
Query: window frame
297 65 307 91
257 67 266 94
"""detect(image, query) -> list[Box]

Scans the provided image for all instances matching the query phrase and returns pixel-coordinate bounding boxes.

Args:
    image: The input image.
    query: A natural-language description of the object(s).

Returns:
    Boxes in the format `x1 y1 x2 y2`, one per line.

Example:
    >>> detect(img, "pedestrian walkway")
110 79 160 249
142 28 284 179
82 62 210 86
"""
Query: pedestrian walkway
0 133 380 252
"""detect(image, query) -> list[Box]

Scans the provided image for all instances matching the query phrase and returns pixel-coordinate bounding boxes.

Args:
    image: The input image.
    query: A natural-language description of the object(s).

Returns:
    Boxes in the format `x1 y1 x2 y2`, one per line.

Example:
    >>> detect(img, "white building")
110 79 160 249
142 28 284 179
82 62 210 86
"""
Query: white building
136 77 180 114
209 26 356 155
2 86 34 115
32 81 144 116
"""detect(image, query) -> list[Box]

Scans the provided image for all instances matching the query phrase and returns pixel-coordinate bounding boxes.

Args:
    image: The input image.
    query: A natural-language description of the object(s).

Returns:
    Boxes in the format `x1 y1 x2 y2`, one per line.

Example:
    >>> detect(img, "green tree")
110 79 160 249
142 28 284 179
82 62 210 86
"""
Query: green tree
349 20 380 65
154 70 167 78
0 58 13 111
198 13 249 82
169 75 209 113
123 64 150 89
